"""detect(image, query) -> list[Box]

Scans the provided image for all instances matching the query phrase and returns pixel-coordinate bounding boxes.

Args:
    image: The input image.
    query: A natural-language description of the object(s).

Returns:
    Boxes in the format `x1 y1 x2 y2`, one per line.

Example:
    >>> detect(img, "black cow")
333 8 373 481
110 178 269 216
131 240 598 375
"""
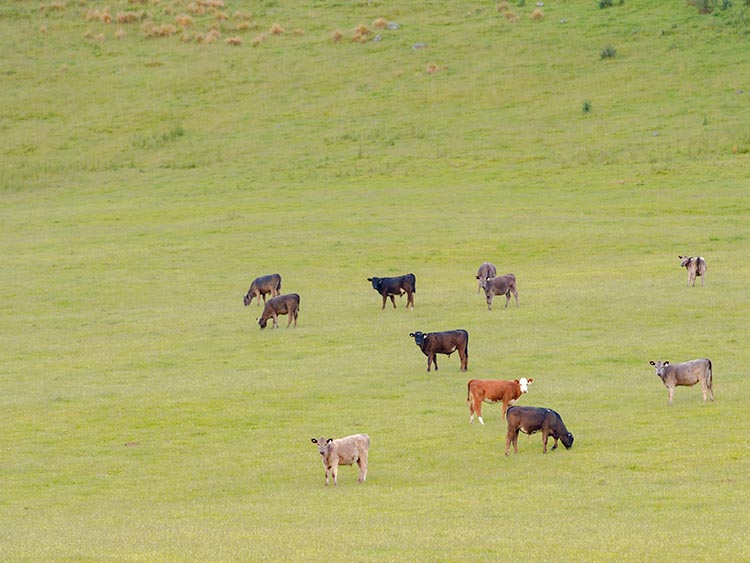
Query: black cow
258 293 300 329
505 406 574 455
244 273 282 306
409 330 468 371
367 273 416 310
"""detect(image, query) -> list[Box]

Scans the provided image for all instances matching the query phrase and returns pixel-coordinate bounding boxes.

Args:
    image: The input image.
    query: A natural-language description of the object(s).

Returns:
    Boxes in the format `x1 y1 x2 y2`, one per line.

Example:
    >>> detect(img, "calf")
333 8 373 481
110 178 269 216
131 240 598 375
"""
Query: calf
475 262 497 293
678 255 707 287
243 273 282 306
467 378 533 425
257 293 300 329
409 330 468 371
505 406 574 455
480 274 519 310
311 434 370 486
649 359 713 404
367 273 416 310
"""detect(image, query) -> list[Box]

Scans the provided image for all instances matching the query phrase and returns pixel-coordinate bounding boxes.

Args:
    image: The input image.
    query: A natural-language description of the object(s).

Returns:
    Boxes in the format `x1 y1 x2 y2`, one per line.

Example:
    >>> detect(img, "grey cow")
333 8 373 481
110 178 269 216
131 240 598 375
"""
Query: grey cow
311 434 370 486
678 256 707 287
475 262 497 293
649 359 714 404
244 273 282 306
480 274 519 310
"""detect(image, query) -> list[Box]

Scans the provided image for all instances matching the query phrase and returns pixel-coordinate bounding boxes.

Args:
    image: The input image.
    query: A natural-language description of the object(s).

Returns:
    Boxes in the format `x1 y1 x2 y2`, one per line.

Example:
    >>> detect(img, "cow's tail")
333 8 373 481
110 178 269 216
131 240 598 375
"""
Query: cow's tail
707 359 713 391
466 380 472 404
410 273 416 293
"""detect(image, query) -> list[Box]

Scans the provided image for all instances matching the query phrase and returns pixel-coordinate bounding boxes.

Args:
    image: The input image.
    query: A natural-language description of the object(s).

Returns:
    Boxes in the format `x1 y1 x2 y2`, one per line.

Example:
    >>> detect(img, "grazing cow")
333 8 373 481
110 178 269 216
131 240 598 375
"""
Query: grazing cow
409 330 468 371
678 255 707 287
257 293 300 329
243 273 282 306
475 262 497 293
505 406 574 455
648 359 714 404
311 434 370 486
367 273 416 310
467 377 533 425
480 274 519 310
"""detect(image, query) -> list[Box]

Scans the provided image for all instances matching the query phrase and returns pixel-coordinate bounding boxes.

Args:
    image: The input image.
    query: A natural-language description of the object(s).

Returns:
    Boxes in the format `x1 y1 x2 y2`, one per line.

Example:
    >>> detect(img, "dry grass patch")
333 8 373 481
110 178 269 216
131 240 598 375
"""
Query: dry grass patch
175 14 193 27
250 32 266 46
330 29 343 43
531 8 544 20
115 27 126 39
116 11 143 23
42 2 66 11
497 2 509 12
373 17 387 28
269 23 285 35
426 62 445 74
353 23 371 42
142 22 178 38
225 36 242 45
504 10 519 22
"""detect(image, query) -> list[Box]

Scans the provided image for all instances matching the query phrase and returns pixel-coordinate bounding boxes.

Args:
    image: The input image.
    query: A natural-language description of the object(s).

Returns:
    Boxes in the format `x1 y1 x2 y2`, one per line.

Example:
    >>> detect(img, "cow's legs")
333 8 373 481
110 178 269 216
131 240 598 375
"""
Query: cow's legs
406 291 414 310
505 429 519 455
668 386 675 404
459 349 468 371
331 461 339 486
512 288 519 307
357 457 367 483
389 294 397 309
486 296 493 311
504 292 511 308
271 312 279 328
475 401 484 425
542 431 549 453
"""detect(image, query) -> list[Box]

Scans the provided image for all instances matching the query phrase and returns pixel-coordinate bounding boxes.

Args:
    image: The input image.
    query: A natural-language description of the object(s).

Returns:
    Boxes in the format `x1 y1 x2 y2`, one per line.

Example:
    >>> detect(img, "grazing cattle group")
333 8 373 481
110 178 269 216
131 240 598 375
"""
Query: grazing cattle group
246 253 715 485
409 330 469 372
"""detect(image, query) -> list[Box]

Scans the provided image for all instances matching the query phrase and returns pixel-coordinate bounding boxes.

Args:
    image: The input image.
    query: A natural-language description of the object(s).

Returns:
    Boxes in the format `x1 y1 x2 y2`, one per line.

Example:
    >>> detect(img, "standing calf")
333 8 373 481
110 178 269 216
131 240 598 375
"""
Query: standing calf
649 359 714 404
311 434 370 486
257 293 300 329
480 274 519 310
475 262 497 293
467 378 533 424
409 330 469 371
505 406 574 455
243 273 282 306
367 274 416 310
678 256 707 287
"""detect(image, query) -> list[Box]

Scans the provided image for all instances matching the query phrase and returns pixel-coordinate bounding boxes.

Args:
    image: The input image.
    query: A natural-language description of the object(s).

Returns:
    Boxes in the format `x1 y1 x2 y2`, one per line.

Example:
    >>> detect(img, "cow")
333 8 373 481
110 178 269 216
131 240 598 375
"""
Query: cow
257 293 300 329
311 434 370 486
648 359 714 404
475 262 497 293
367 273 416 310
505 406 574 455
678 256 707 287
243 273 282 306
467 377 533 425
409 330 468 371
480 274 519 310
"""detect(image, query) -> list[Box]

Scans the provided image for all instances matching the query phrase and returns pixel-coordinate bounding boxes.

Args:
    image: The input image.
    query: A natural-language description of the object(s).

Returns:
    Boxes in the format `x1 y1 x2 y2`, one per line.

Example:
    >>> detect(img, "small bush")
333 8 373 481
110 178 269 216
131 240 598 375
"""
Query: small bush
600 44 617 59
373 17 387 28
531 7 544 19
582 100 592 114
269 23 285 35
330 29 343 43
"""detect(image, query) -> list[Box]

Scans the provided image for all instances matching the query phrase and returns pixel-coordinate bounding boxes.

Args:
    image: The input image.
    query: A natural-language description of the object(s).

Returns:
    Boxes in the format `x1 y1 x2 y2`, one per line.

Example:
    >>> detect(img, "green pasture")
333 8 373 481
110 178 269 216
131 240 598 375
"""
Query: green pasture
2 0 750 560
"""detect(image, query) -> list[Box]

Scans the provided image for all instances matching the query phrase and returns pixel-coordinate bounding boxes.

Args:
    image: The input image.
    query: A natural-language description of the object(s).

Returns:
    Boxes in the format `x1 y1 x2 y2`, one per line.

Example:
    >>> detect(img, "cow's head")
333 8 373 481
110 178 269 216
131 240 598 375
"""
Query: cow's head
649 360 670 379
367 277 382 290
257 317 268 329
311 437 333 457
479 276 492 290
243 293 252 306
679 256 692 268
409 331 426 346
517 377 533 393
560 431 574 449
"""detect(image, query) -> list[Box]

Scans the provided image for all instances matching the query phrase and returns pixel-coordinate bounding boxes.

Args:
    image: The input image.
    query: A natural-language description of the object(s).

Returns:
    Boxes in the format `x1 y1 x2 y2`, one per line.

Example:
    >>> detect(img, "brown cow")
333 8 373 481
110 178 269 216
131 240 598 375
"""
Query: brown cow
480 274 519 310
243 273 282 306
505 406 574 455
475 262 497 293
257 293 300 329
311 434 370 486
409 330 468 371
467 378 533 424
678 256 707 287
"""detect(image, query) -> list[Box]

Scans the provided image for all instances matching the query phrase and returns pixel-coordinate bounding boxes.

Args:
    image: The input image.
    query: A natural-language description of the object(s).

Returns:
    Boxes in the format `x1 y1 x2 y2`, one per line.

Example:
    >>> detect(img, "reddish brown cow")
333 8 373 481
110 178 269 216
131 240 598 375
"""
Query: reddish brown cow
467 377 533 425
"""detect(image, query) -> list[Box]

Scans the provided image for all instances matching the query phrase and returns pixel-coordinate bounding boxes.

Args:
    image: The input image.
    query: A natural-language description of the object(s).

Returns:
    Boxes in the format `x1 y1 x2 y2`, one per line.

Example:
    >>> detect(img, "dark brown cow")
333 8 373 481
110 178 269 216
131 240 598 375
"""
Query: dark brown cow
480 274 519 310
467 378 533 425
475 262 497 293
409 330 468 371
505 406 574 455
678 256 707 287
367 274 416 310
244 273 282 306
257 293 300 329
649 359 713 404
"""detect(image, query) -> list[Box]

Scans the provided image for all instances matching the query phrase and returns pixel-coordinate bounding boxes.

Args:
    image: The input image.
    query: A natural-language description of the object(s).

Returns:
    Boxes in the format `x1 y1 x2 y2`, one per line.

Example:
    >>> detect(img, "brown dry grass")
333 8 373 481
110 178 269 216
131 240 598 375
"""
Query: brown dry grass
269 23 285 35
373 17 387 29
250 32 266 46
504 10 519 22
225 36 242 45
330 29 343 43
116 11 143 23
353 23 371 43
175 14 193 27
425 62 444 74
497 2 509 12
142 22 178 38
115 27 126 39
43 2 66 11
531 8 544 20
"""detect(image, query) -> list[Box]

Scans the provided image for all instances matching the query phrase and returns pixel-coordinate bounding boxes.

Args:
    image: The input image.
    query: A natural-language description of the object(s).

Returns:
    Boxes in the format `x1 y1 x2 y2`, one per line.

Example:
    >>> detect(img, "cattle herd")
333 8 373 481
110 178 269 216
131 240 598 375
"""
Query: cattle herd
244 255 713 486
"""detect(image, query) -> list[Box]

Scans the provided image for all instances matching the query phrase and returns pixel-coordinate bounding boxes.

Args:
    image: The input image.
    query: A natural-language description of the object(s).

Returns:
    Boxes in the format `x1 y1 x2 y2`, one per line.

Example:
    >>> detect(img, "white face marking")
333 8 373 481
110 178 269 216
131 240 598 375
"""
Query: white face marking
518 378 530 393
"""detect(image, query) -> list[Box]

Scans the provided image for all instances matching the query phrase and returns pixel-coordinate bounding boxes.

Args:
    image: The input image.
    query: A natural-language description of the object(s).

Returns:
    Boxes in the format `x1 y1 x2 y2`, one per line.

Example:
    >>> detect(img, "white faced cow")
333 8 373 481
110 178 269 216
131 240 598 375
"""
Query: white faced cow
678 256 707 287
649 359 714 404
311 434 370 486
467 378 533 424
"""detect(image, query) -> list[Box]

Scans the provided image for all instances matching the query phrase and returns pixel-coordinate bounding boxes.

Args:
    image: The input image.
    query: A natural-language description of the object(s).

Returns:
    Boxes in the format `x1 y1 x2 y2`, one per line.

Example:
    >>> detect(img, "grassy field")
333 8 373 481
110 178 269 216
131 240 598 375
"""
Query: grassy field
2 0 750 561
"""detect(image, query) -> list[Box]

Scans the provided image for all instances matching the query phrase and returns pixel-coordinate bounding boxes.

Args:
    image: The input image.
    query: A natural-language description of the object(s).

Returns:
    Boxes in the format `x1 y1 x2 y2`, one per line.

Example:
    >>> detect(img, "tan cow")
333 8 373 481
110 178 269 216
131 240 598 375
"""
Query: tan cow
649 359 713 404
311 434 370 486
678 256 707 287
467 378 533 425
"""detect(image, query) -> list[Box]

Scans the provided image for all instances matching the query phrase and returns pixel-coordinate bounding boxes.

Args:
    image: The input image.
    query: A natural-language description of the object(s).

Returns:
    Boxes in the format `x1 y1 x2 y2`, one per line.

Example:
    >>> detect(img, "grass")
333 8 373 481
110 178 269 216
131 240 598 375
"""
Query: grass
2 0 750 561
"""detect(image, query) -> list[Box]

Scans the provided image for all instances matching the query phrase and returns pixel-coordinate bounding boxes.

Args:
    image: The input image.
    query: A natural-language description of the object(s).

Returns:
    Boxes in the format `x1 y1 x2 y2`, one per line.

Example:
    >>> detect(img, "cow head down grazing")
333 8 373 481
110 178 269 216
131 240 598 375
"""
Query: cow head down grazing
505 406 574 455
